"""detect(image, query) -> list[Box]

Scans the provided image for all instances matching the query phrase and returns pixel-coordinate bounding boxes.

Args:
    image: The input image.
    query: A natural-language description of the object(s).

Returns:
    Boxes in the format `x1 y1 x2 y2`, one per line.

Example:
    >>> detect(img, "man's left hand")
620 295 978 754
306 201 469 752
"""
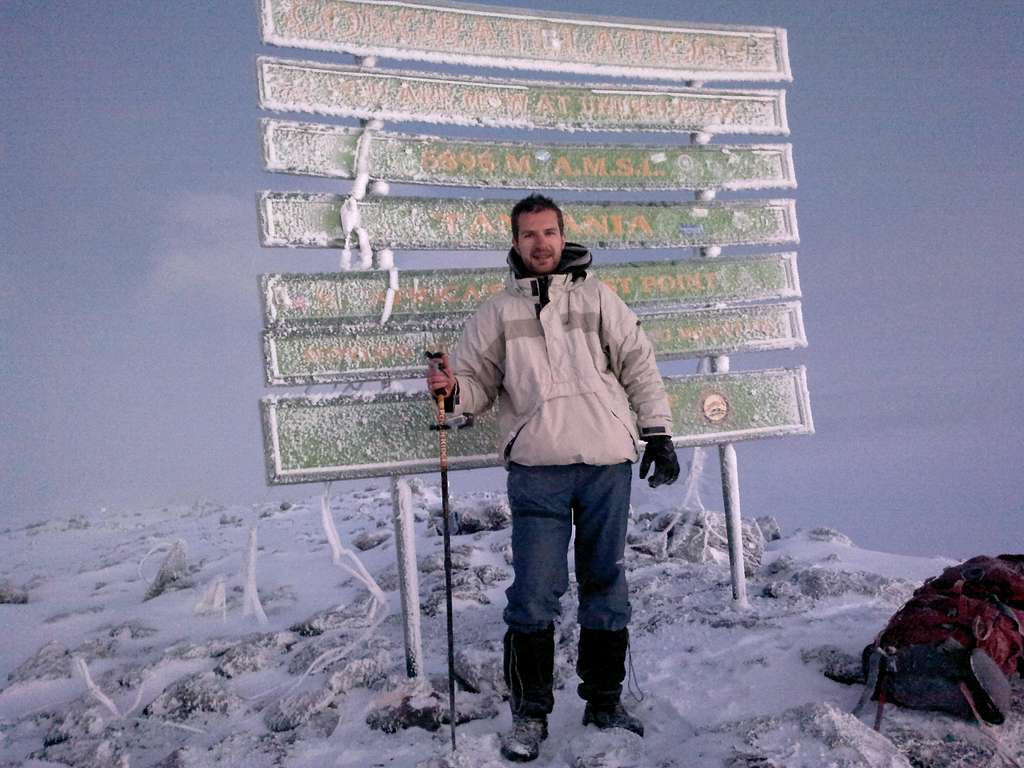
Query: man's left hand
638 436 680 488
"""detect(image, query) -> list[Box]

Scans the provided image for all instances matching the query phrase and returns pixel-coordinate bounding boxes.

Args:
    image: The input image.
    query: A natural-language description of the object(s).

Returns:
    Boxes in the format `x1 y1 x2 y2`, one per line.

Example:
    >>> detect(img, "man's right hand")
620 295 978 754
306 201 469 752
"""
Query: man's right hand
426 352 457 398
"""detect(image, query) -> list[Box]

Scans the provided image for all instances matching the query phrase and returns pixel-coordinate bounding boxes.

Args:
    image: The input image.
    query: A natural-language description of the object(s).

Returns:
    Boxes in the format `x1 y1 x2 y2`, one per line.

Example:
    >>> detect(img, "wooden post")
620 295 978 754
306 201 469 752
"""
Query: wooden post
391 475 424 678
691 122 750 608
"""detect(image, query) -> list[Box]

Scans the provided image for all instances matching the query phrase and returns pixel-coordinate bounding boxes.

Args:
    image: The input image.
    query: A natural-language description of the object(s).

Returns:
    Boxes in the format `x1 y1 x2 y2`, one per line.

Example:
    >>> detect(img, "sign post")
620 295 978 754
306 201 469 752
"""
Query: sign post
252 0 812 667
690 118 751 607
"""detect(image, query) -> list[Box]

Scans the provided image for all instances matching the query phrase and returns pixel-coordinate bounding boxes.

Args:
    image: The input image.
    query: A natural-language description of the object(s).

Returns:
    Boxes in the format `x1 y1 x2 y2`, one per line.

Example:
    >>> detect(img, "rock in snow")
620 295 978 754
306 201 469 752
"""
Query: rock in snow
800 644 866 686
353 528 392 551
0 579 28 604
142 672 243 721
724 702 913 767
143 540 193 601
629 508 767 575
7 639 72 683
263 686 336 732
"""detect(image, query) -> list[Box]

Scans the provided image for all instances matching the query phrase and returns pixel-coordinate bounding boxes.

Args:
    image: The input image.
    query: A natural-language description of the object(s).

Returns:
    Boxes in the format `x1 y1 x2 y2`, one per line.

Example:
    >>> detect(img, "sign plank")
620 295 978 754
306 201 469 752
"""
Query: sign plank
262 254 801 323
258 194 799 250
261 0 791 83
262 119 796 191
263 302 806 385
261 367 813 483
257 57 788 135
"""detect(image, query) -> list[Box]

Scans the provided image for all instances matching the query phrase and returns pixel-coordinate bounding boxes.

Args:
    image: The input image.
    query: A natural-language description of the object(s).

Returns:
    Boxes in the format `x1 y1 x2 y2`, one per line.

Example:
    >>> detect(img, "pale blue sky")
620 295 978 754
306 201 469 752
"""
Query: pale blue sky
2 1 1021 557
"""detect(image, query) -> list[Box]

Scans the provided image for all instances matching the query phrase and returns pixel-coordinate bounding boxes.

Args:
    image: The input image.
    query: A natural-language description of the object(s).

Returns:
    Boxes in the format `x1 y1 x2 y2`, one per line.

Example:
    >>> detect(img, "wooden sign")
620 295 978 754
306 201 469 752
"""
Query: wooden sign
258 57 788 135
261 0 791 82
263 302 805 385
262 119 796 191
258 194 799 249
262 253 801 323
261 367 813 483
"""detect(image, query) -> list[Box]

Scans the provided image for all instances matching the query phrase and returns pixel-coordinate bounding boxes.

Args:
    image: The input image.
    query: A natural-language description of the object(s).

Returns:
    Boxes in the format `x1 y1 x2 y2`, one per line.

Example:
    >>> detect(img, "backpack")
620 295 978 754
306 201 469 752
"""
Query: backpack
859 554 1024 726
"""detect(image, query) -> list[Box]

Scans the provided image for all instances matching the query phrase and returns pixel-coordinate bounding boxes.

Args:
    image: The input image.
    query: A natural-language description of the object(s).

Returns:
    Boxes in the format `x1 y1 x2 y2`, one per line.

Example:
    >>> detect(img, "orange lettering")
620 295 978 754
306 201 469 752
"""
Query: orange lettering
536 94 556 114
554 156 575 177
582 215 609 236
505 153 533 174
431 211 461 234
683 272 703 290
592 29 615 54
472 17 499 48
628 214 653 235
563 212 582 236
470 212 496 234
582 156 607 176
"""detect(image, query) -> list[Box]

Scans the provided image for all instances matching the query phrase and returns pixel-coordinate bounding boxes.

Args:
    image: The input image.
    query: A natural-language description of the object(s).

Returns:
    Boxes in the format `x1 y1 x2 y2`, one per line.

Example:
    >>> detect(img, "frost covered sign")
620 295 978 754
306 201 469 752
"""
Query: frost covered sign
260 257 805 384
262 368 812 483
259 194 799 250
259 57 788 134
260 0 791 82
263 302 805 384
262 254 801 322
263 120 796 192
253 0 811 607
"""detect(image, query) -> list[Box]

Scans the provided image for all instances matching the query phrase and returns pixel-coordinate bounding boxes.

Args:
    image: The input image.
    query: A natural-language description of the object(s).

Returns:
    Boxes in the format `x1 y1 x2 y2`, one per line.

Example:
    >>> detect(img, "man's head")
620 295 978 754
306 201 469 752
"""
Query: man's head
510 194 566 276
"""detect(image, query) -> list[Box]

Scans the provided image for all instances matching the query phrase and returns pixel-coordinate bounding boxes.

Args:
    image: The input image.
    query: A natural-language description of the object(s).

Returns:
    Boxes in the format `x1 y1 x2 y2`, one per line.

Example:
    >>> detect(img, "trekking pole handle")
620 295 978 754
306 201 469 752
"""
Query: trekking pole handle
425 351 449 468
424 350 449 398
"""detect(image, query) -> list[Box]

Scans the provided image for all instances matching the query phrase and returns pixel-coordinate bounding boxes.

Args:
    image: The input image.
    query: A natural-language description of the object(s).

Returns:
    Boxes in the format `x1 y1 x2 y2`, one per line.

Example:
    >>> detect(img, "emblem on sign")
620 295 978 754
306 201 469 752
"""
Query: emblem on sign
701 391 730 423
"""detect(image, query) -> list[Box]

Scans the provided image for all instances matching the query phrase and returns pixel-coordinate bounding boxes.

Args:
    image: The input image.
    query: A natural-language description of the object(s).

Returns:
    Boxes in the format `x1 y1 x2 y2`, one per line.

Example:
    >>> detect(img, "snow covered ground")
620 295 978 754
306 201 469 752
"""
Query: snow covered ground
1 479 1020 767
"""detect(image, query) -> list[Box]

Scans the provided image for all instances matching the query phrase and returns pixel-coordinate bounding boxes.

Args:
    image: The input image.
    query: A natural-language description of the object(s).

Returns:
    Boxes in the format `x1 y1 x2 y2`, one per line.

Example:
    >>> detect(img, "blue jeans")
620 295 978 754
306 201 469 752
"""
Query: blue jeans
503 462 633 633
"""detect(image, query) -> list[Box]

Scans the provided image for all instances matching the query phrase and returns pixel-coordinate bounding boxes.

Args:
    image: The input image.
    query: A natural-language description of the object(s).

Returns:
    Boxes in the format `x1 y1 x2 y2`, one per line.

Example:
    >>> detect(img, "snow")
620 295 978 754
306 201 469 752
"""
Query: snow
0 486 1019 767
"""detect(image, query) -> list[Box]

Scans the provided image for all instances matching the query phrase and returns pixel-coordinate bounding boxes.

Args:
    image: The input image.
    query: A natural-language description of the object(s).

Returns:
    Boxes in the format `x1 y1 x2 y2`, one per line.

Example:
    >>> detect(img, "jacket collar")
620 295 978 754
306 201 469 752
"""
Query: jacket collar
506 242 591 281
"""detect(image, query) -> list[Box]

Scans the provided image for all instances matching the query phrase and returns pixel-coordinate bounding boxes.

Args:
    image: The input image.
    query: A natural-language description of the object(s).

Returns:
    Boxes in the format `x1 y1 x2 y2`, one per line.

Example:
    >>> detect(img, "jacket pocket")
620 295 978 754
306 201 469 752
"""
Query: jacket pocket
502 420 530 468
605 401 640 458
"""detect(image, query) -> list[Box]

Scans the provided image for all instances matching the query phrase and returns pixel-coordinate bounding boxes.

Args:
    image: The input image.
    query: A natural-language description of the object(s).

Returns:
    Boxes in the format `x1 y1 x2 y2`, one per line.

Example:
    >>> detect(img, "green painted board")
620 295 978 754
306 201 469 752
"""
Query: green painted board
258 194 799 249
262 119 796 191
261 254 801 323
261 367 813 484
642 301 805 360
264 315 465 384
258 57 788 135
263 302 805 385
261 0 791 83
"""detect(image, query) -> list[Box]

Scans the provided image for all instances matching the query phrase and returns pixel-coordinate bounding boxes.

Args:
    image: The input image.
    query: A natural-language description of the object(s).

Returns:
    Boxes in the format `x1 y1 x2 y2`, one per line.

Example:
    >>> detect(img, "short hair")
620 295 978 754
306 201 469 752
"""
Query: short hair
510 194 564 239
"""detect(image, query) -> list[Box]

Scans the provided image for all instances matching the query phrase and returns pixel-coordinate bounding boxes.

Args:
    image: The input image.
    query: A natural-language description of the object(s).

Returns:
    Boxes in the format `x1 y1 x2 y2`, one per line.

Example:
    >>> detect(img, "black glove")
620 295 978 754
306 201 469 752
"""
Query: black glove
638 435 680 488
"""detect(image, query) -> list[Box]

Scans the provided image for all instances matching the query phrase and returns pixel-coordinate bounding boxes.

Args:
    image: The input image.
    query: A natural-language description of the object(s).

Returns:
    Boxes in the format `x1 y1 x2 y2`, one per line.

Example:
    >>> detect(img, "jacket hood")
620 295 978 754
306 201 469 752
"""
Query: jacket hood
507 242 592 281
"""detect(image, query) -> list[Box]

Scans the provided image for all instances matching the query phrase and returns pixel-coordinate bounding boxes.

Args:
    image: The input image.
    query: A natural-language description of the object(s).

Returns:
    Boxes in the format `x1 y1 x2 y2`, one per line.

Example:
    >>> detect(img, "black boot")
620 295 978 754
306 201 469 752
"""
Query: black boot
500 715 548 762
577 627 644 737
582 701 644 737
501 625 555 762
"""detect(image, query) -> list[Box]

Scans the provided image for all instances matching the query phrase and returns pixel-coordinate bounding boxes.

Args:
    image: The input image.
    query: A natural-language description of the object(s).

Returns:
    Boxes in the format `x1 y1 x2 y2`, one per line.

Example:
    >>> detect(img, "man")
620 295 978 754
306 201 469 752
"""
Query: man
427 194 679 762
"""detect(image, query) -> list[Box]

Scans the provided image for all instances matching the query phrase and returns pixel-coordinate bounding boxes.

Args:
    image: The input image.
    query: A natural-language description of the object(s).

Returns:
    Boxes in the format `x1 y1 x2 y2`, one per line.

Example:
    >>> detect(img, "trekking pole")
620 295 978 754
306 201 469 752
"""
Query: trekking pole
425 351 458 752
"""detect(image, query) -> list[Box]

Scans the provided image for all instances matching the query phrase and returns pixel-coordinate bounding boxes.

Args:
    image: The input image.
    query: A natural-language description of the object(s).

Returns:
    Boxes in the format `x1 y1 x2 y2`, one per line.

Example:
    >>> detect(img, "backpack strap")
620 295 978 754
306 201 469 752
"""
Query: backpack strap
959 682 1024 768
872 683 887 732
854 643 894 732
853 646 883 717
995 599 1022 634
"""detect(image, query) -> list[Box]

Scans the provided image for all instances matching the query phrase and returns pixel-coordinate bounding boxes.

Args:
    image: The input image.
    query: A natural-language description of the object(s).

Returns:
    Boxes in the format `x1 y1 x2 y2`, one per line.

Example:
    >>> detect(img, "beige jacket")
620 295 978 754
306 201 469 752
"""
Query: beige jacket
451 244 672 466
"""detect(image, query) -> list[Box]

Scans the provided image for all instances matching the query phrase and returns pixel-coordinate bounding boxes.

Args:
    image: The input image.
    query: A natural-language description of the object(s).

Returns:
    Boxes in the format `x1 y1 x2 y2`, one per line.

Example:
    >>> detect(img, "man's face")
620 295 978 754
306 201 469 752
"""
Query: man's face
512 209 565 276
